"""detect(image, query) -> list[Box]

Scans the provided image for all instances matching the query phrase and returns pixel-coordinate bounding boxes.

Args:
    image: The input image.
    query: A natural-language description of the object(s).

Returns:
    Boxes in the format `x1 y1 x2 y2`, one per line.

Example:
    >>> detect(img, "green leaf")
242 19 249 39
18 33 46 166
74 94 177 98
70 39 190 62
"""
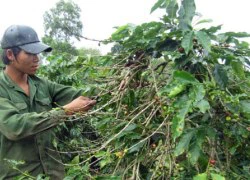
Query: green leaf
172 98 192 139
195 19 213 26
178 0 196 30
216 34 229 43
240 100 250 112
99 157 112 169
151 0 178 17
168 84 186 98
125 132 141 140
142 22 163 39
124 124 137 132
206 127 216 140
213 64 228 89
238 41 250 49
173 70 197 84
190 84 206 103
211 173 225 180
231 59 245 79
195 99 210 113
188 143 201 165
150 0 166 14
229 145 238 155
202 25 222 34
240 100 250 118
166 0 178 19
193 173 207 180
160 71 198 98
181 31 194 54
224 32 250 38
129 141 146 153
71 155 79 164
195 31 211 52
111 24 135 41
52 138 58 148
94 151 107 158
174 130 195 156
188 129 206 165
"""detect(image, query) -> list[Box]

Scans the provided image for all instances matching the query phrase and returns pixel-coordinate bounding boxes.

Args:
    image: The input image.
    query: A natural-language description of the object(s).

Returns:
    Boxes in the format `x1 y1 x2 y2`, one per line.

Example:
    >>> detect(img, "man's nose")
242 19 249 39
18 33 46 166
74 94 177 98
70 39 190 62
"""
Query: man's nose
32 54 40 62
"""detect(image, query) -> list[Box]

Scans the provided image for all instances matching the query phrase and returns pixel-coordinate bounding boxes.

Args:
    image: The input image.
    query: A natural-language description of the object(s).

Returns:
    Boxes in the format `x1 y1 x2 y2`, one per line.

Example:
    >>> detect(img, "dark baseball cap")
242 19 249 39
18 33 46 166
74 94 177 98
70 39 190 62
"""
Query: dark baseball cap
1 25 52 54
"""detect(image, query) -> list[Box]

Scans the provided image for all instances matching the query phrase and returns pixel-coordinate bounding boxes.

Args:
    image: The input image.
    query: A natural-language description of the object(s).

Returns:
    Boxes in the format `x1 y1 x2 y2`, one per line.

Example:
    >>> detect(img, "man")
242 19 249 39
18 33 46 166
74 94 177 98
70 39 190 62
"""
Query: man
0 25 96 179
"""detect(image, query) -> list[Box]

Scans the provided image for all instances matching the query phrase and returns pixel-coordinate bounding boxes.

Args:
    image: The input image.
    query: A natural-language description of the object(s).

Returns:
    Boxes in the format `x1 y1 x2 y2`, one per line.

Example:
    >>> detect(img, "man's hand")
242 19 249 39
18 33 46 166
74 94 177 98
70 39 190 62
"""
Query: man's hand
63 96 96 115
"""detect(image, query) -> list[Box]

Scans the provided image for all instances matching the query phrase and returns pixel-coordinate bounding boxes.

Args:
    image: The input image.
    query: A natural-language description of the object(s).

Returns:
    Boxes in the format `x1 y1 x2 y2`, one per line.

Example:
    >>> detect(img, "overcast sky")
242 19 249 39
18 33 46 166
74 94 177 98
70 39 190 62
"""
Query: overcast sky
0 0 250 54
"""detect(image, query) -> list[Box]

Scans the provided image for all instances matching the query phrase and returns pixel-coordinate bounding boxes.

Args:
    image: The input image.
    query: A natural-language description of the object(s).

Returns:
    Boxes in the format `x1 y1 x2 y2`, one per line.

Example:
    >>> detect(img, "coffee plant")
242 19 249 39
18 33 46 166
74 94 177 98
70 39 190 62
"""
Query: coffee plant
34 0 250 179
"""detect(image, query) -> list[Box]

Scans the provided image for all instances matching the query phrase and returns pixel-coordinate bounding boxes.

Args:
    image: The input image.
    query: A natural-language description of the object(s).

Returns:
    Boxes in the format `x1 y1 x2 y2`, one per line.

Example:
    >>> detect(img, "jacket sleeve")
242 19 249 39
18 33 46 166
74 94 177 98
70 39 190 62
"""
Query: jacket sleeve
0 97 66 141
47 80 83 107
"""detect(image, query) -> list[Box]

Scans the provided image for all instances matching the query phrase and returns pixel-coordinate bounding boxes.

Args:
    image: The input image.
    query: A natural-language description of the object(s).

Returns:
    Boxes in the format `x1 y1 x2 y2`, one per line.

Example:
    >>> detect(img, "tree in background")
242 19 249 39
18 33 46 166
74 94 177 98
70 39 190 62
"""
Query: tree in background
40 0 102 85
43 0 83 55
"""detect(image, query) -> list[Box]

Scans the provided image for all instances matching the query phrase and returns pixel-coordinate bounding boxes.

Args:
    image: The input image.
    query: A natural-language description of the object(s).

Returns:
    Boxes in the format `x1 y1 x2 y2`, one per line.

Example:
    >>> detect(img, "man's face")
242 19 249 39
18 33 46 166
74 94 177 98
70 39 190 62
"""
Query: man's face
12 50 40 75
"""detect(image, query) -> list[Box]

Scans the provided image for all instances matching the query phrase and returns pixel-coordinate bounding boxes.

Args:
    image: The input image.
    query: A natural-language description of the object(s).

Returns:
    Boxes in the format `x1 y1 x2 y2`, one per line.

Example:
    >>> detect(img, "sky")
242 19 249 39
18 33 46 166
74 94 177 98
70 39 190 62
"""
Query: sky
0 0 250 54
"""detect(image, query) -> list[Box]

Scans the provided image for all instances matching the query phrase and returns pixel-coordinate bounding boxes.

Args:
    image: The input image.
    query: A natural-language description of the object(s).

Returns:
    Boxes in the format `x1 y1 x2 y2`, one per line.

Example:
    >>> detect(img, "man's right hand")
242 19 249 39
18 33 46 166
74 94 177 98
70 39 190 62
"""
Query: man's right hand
63 96 96 115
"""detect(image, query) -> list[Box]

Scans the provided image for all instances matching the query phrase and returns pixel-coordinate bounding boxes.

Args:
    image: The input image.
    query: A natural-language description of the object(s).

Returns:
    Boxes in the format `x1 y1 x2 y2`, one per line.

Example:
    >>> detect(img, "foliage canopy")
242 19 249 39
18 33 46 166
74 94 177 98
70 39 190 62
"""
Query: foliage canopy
42 0 83 56
43 0 82 42
17 0 250 179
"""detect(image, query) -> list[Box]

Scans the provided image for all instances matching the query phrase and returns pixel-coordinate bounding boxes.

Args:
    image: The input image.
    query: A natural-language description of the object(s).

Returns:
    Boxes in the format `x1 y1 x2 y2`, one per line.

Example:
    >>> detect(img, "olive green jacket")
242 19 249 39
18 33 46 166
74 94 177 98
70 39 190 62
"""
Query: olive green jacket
0 71 82 179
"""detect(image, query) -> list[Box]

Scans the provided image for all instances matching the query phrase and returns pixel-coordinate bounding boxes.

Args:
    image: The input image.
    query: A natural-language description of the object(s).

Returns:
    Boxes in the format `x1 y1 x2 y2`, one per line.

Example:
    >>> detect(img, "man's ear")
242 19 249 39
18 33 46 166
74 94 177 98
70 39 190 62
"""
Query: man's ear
6 49 16 63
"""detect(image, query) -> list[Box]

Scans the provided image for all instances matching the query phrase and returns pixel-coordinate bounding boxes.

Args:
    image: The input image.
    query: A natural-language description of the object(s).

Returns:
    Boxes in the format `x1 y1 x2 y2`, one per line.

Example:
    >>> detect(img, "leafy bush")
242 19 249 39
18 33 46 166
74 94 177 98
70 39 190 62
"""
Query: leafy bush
36 0 250 179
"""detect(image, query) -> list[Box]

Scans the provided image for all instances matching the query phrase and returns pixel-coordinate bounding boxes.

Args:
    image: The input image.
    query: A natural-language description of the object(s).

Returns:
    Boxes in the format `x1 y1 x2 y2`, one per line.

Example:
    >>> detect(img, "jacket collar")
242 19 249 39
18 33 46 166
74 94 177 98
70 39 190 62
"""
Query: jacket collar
1 70 39 87
1 70 16 88
1 70 38 99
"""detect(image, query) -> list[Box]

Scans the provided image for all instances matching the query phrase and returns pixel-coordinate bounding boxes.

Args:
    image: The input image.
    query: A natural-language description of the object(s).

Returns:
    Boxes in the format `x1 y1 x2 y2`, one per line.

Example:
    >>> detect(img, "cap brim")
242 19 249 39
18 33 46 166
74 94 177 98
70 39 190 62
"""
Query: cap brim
19 42 52 54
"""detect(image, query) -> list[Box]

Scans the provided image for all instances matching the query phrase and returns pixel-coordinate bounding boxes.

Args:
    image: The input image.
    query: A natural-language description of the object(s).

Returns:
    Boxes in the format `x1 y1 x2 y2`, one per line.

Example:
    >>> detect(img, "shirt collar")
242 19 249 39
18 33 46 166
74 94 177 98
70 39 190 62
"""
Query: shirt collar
1 70 16 88
1 70 39 87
